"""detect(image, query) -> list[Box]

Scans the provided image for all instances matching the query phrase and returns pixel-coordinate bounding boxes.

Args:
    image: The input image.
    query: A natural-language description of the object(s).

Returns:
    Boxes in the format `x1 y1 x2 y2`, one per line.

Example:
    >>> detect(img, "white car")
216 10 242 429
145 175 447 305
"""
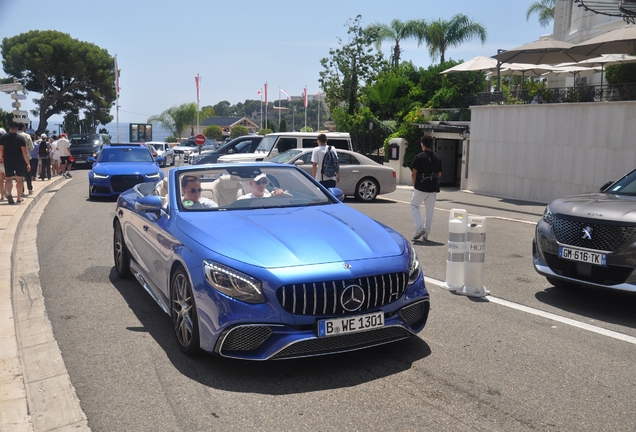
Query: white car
145 141 175 167
268 148 396 201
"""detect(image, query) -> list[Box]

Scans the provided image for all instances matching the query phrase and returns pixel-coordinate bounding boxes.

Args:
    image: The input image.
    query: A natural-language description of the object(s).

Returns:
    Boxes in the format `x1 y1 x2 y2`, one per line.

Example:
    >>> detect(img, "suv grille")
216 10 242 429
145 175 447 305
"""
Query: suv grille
276 272 407 316
553 215 636 251
111 175 145 192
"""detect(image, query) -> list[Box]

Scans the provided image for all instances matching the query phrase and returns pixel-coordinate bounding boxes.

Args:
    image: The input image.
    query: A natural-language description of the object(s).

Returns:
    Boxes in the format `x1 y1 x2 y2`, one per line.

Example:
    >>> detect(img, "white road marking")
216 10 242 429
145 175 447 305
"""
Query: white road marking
424 276 636 346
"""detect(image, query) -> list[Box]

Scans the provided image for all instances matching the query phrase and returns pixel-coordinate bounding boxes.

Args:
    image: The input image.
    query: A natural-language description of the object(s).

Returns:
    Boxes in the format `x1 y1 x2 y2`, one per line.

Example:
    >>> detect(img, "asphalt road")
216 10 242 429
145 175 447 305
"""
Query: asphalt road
35 170 636 431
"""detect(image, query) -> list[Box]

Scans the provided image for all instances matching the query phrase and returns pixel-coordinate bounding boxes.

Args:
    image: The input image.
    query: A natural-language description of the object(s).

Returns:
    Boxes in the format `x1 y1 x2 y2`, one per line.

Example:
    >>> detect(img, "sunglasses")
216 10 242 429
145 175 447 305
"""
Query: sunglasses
255 179 268 185
187 188 203 193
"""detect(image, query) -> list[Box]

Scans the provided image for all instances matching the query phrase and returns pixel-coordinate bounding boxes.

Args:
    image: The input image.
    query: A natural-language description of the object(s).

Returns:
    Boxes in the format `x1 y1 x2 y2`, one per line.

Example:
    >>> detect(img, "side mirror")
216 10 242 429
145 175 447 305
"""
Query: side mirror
135 195 163 215
329 187 345 202
155 156 165 165
294 160 304 166
600 181 613 192
87 156 96 163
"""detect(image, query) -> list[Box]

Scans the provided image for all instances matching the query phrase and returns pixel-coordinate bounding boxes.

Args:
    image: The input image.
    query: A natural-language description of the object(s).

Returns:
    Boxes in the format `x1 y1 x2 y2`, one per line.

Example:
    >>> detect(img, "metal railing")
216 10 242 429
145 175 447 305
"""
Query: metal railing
464 83 636 106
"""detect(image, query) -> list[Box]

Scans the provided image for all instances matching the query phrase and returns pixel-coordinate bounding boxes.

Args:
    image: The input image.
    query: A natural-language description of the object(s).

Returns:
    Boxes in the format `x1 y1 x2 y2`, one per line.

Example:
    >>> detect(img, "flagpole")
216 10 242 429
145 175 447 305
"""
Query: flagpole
278 87 281 127
260 89 263 130
115 54 120 143
304 86 307 131
264 82 268 131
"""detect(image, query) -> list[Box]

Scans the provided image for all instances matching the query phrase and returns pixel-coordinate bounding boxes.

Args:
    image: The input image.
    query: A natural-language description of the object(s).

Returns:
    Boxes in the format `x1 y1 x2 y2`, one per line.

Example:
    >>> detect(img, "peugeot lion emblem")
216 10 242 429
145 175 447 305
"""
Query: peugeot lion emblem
582 226 593 240
340 285 365 312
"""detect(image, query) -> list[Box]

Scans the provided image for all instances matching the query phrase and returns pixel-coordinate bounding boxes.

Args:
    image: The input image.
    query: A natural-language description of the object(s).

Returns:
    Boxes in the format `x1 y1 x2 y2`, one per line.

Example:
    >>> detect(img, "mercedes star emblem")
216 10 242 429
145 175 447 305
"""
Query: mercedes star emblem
340 285 365 312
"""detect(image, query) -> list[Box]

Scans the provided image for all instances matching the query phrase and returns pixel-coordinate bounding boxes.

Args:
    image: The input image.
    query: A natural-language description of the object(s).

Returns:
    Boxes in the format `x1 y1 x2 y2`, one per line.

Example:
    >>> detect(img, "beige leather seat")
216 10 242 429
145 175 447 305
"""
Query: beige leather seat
155 177 169 206
211 174 243 206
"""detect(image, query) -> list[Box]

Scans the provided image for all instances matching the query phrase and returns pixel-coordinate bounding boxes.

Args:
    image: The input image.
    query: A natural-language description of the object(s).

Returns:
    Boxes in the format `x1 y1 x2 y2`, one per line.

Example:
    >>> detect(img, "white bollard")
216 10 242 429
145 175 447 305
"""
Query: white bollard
445 209 467 291
457 216 490 297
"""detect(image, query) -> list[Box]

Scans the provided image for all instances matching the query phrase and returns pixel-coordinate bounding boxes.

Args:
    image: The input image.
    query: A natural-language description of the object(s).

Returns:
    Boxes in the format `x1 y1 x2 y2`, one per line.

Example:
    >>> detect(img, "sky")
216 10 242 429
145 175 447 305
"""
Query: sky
0 0 550 125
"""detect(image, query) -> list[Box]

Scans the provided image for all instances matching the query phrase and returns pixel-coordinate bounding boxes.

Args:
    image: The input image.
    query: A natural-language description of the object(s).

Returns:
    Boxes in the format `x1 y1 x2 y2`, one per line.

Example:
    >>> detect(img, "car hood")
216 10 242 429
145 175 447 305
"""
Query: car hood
550 192 636 223
92 162 160 175
176 205 405 268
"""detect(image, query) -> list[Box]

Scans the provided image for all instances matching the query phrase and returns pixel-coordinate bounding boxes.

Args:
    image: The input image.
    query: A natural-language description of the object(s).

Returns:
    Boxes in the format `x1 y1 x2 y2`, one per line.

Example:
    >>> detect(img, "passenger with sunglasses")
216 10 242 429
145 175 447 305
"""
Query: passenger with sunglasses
238 173 284 200
181 175 218 209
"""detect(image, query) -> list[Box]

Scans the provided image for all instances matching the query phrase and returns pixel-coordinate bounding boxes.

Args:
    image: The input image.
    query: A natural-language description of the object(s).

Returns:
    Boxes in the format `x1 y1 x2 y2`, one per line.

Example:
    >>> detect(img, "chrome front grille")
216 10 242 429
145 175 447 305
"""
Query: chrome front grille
276 272 407 316
553 216 636 251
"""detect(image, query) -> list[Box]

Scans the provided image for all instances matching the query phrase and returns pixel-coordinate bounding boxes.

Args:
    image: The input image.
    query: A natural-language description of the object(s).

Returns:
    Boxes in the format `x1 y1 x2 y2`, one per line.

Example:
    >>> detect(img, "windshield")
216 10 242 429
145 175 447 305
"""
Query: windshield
99 147 154 163
70 134 101 146
268 149 303 164
605 169 636 196
255 135 277 154
172 165 334 211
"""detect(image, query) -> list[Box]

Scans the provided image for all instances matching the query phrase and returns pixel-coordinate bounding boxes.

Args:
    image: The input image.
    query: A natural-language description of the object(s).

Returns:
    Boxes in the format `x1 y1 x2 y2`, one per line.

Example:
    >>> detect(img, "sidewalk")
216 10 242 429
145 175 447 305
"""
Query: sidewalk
0 177 88 432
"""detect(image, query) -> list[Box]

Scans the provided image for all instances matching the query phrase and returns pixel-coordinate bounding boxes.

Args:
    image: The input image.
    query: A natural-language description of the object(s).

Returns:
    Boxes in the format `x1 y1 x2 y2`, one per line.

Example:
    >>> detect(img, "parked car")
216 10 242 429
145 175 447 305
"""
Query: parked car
218 132 353 164
533 168 636 292
113 163 429 359
146 141 175 167
87 143 164 199
69 133 111 168
189 135 263 165
268 148 396 201
171 137 218 158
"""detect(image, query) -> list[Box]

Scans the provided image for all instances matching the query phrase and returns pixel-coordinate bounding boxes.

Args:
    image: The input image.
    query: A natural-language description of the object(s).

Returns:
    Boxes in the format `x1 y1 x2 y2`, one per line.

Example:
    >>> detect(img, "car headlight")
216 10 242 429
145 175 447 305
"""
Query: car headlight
145 173 161 179
542 205 554 225
408 244 421 284
93 173 109 179
203 260 264 303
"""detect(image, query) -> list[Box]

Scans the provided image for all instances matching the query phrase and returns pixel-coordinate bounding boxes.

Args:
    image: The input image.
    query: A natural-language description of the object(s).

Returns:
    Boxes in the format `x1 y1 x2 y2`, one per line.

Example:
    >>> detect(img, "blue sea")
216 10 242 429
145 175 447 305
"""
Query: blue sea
102 122 172 142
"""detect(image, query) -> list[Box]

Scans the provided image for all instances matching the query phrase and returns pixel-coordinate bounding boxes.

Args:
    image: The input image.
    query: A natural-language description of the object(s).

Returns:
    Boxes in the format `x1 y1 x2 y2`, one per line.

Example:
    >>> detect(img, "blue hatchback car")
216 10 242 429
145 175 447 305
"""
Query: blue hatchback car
88 143 164 199
113 163 430 360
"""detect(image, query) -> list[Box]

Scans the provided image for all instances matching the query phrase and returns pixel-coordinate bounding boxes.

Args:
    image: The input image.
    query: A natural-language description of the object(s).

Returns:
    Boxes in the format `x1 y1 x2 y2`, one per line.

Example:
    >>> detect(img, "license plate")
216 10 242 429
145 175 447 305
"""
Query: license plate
558 246 606 266
74 160 86 164
317 311 384 337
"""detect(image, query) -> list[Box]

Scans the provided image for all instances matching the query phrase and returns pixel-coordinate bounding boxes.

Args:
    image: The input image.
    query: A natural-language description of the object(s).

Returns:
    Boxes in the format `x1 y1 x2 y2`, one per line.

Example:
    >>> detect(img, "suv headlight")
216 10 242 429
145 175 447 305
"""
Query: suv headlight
145 173 161 179
542 205 554 225
203 260 264 303
408 244 421 284
93 173 109 179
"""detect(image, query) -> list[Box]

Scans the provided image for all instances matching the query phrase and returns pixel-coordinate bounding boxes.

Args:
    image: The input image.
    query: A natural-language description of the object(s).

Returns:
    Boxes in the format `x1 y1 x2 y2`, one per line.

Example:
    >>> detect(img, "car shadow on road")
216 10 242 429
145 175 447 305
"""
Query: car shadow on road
108 267 433 395
534 284 636 330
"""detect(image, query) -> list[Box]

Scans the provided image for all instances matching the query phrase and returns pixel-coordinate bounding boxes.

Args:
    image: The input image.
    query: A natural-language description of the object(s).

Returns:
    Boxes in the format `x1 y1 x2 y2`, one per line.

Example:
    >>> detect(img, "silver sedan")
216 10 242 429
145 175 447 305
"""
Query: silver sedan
268 148 396 201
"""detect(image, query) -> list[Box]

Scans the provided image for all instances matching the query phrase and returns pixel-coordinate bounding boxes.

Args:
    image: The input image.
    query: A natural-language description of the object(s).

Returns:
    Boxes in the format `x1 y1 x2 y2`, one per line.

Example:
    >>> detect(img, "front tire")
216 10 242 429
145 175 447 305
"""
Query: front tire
355 177 379 201
171 267 200 355
113 220 131 278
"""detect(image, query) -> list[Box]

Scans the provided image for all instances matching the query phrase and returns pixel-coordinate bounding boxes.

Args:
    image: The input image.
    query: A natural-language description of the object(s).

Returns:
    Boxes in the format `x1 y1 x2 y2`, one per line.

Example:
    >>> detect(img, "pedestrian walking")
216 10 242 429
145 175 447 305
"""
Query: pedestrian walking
311 133 339 188
57 133 72 178
410 135 442 241
37 134 51 180
50 135 60 176
17 123 34 196
0 121 30 204
26 134 40 192
0 127 5 201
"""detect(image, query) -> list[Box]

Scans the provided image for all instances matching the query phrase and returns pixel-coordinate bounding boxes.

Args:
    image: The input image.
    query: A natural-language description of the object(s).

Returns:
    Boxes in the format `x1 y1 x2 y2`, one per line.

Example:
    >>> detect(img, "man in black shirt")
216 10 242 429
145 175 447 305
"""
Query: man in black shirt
410 135 442 241
0 122 31 204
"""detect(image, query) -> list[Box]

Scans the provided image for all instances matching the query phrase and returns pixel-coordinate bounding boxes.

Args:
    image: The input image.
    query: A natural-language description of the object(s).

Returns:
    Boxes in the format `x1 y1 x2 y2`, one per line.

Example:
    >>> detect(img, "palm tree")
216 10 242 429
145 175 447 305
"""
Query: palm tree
148 102 197 140
526 0 556 28
418 14 487 64
367 19 425 67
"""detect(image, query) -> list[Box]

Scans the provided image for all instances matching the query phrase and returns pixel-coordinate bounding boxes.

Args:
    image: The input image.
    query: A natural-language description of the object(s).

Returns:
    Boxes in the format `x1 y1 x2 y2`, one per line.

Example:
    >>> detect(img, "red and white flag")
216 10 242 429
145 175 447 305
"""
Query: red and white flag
195 76 200 103
280 88 290 102
114 55 120 95
264 83 268 104
257 89 262 95
303 87 307 108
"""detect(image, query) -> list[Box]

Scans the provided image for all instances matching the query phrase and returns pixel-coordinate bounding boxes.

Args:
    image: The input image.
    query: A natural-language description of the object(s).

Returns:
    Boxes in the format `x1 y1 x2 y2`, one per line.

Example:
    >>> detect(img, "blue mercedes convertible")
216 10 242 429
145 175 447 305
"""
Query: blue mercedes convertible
113 163 429 360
